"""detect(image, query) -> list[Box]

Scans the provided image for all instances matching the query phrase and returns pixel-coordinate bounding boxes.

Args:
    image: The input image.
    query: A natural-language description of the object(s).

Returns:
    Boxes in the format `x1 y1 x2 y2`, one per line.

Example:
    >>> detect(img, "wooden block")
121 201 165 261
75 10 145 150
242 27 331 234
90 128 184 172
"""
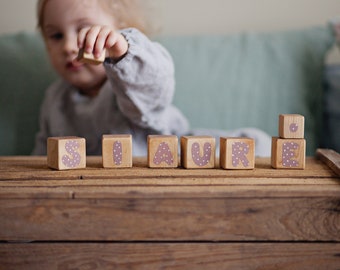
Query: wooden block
271 137 306 169
279 114 305 139
181 136 215 169
220 137 255 170
77 48 105 65
147 135 178 168
102 135 132 168
47 137 86 170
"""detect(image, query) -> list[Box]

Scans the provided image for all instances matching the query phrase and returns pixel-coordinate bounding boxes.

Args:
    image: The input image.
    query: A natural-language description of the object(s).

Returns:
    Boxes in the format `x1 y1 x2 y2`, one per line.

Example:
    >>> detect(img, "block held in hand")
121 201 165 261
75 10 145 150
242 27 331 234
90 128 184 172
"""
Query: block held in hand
77 48 106 65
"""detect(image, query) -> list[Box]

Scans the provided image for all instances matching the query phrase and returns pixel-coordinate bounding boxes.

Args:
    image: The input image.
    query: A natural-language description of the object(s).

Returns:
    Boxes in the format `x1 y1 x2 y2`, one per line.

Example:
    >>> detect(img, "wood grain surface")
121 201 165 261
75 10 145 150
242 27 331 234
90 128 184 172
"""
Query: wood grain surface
1 243 340 270
0 155 339 269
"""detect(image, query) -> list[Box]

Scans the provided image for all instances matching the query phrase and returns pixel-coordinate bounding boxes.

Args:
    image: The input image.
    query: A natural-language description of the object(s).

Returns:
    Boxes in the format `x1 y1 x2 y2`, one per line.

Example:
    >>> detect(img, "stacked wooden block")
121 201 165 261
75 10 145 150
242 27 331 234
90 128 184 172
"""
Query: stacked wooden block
271 114 306 169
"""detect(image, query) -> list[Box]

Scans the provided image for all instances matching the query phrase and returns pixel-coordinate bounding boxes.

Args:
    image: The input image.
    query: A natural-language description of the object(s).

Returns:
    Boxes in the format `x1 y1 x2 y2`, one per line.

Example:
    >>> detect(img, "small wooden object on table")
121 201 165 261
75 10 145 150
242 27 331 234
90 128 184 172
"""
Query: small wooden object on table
47 136 86 170
147 135 178 168
102 134 132 168
219 137 255 170
180 136 216 169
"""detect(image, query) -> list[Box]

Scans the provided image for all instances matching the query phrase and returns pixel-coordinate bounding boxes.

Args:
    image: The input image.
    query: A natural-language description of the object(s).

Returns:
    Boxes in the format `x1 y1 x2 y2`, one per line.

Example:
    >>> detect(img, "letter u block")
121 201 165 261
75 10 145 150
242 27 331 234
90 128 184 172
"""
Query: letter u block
102 134 132 168
271 137 306 169
47 137 86 170
148 135 178 168
279 114 305 139
181 136 215 169
220 137 255 170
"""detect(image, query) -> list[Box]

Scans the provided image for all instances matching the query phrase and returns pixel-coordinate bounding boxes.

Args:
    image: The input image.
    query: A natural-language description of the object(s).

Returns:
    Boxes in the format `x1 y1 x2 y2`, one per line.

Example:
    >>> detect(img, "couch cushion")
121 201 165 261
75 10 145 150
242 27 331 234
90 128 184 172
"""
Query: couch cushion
158 26 334 155
0 32 56 155
322 64 340 152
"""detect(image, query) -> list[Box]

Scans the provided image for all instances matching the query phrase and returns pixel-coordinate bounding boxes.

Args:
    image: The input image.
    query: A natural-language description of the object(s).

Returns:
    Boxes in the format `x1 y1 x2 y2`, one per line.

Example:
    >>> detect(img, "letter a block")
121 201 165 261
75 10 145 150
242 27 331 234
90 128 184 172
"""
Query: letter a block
181 136 215 169
47 137 86 170
271 137 306 169
148 135 178 168
279 114 305 139
102 135 132 168
220 137 255 170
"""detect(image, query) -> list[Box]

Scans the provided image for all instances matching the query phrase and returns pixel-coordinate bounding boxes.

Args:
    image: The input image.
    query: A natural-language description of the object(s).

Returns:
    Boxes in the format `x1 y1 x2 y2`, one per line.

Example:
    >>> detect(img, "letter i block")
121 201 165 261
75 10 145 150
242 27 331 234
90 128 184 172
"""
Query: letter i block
102 135 132 168
279 114 305 139
181 136 215 169
220 137 255 170
148 135 178 168
271 137 306 169
47 137 86 170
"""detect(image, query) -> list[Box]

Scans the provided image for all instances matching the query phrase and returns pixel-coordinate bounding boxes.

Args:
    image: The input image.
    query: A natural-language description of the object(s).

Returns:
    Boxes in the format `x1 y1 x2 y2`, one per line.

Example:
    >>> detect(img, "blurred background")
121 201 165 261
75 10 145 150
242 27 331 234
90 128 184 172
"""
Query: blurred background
0 0 339 155
0 0 339 36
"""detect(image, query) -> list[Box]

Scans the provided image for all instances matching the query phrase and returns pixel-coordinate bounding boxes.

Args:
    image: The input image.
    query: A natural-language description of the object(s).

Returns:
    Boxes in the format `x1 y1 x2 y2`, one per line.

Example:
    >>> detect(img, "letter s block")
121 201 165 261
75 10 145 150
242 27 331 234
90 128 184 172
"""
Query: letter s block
181 136 215 169
47 137 86 170
271 137 306 169
148 135 178 168
102 134 132 168
220 137 255 170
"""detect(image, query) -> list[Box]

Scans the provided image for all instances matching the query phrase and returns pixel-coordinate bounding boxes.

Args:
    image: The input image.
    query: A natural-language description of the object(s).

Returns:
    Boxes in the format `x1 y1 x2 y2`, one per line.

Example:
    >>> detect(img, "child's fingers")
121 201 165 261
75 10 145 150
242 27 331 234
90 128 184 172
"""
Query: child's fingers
78 26 126 60
77 27 91 50
107 33 129 59
94 26 114 58
81 26 101 54
105 31 119 49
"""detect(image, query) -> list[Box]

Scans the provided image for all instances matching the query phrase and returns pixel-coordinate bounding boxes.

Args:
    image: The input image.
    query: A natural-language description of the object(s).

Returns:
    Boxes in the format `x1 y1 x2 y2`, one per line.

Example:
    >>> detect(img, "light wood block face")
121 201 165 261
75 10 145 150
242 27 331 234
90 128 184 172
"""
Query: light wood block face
181 136 215 169
47 137 86 170
77 48 105 65
279 114 305 139
271 137 306 169
220 137 255 170
102 135 132 168
147 135 178 168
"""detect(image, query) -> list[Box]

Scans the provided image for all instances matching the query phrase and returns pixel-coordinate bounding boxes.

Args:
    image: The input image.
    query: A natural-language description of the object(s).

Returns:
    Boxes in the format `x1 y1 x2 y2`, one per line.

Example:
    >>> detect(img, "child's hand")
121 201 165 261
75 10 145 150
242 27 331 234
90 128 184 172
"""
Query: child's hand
78 26 129 61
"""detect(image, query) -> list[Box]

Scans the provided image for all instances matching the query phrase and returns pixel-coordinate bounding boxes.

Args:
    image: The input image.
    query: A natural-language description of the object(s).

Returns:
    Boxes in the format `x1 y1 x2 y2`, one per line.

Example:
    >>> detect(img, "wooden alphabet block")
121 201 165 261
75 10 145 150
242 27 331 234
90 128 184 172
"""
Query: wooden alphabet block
181 136 215 169
220 137 255 170
147 135 178 168
271 137 306 169
47 137 86 170
102 135 132 168
77 48 106 65
279 114 305 139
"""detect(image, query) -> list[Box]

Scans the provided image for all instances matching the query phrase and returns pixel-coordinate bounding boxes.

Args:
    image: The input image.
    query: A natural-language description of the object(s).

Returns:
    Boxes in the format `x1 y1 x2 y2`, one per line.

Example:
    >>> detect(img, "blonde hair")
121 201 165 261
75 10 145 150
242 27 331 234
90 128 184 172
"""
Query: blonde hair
37 0 150 34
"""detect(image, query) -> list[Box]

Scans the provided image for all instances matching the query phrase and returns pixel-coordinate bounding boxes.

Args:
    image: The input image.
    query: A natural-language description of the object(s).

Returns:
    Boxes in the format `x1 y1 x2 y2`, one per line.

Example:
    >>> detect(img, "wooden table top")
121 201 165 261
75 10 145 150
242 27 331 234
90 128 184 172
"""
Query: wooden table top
1 151 340 269
1 150 339 200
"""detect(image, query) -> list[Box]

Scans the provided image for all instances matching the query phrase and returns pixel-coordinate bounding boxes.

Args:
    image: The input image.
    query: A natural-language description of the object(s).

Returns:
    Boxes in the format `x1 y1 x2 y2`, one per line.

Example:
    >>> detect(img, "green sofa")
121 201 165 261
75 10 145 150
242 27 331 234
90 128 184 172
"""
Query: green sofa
0 25 337 156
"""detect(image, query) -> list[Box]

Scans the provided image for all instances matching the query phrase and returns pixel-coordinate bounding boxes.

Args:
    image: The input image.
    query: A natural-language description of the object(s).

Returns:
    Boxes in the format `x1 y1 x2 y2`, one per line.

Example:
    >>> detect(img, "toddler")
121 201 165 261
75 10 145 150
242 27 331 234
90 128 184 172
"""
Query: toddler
33 0 190 156
33 0 271 157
